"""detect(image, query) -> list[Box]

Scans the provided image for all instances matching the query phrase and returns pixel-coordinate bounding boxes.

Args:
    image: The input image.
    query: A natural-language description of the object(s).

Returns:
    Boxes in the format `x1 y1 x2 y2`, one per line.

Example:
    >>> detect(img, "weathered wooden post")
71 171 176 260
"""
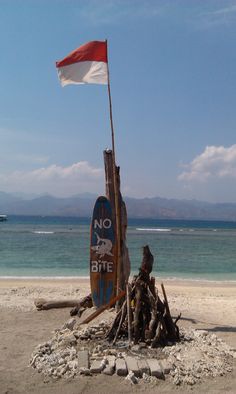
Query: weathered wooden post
104 149 130 294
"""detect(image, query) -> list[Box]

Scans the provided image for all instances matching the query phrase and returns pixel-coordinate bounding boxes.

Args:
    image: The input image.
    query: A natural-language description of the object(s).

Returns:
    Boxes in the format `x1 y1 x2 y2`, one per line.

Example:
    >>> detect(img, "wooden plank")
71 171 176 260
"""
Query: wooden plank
103 150 130 294
79 290 125 325
90 196 117 307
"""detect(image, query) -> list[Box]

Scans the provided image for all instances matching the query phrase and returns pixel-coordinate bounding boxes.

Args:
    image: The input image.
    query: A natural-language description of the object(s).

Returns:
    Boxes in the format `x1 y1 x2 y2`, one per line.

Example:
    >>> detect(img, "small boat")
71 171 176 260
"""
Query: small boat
0 215 7 221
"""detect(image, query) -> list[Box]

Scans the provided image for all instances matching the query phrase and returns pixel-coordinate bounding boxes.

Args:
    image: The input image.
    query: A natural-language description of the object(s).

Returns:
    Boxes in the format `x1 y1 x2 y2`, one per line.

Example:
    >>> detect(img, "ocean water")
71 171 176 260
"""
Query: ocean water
0 216 236 281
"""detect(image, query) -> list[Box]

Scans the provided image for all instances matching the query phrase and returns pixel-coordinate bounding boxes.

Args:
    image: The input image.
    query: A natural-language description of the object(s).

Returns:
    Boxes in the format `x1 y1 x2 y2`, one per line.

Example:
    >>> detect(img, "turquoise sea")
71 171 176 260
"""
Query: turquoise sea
0 216 236 281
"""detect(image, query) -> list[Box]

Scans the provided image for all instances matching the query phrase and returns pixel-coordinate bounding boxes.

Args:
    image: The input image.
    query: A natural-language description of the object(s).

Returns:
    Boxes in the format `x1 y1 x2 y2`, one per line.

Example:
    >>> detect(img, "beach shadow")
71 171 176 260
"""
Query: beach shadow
199 326 236 333
173 316 236 332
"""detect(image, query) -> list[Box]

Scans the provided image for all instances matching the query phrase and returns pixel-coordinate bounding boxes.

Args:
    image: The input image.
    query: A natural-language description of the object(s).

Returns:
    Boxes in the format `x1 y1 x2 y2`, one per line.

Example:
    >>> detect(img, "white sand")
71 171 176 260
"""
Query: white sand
0 278 235 393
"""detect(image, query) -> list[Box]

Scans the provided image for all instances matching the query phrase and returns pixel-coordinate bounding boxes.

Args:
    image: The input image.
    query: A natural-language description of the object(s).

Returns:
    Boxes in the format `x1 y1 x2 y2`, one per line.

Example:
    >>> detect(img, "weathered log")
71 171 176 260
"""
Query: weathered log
34 294 92 311
120 200 130 290
103 150 130 293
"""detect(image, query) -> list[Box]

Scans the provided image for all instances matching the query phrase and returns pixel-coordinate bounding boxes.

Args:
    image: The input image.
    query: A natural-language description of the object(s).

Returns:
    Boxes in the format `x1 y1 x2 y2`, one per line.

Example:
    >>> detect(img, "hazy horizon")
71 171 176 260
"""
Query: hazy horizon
1 189 236 205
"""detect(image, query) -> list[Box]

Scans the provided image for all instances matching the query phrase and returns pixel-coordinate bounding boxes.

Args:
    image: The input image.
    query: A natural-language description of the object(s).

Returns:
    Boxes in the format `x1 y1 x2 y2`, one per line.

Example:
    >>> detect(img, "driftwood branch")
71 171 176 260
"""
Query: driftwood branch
113 300 127 345
126 283 132 345
161 283 179 341
79 290 125 326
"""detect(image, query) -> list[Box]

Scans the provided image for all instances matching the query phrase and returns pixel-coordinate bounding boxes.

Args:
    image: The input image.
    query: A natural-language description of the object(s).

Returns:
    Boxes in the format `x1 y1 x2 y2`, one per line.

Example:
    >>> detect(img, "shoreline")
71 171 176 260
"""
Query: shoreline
0 276 235 287
0 278 235 308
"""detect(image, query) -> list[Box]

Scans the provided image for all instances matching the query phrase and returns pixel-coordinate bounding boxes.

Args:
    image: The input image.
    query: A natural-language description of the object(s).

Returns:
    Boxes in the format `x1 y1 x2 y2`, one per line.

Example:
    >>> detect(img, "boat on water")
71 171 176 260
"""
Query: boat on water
0 215 7 221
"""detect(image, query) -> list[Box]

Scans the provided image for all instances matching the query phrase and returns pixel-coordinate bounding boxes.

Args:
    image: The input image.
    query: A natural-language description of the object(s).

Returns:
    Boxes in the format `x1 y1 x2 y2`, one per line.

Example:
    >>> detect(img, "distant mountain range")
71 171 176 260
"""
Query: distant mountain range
1 191 236 221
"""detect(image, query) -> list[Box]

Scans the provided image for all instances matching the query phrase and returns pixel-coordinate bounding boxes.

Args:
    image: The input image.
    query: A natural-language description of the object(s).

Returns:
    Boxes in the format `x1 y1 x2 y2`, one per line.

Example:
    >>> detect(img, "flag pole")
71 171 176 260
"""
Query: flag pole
106 40 121 298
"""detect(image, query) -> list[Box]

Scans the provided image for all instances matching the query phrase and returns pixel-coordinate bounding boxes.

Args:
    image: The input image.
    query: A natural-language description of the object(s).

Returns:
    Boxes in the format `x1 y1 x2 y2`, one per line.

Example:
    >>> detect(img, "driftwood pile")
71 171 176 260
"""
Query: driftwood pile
35 245 180 349
107 246 180 348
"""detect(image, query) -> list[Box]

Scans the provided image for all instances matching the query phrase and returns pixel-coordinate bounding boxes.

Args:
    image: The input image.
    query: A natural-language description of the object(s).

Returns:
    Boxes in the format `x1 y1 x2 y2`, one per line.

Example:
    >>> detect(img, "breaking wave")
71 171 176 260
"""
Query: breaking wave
33 231 55 234
136 228 171 232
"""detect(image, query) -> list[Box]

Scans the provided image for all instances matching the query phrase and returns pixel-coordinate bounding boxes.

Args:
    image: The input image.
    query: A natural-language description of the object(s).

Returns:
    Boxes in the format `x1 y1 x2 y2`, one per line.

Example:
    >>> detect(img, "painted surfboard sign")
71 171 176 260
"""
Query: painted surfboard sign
90 196 117 308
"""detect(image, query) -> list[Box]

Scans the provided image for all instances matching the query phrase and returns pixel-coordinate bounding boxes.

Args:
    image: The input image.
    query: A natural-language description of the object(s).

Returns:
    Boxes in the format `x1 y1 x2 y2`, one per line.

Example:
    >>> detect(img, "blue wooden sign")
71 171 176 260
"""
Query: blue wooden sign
90 196 117 308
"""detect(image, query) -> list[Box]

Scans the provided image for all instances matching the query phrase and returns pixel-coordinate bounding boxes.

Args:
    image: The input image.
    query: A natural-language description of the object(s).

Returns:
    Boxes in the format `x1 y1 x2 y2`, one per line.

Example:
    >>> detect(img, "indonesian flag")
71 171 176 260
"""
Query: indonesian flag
56 40 108 86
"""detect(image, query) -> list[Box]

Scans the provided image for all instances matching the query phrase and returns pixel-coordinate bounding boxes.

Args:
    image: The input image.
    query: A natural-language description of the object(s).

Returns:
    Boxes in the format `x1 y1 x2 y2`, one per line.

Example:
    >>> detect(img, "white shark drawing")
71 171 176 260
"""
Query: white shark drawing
91 232 113 258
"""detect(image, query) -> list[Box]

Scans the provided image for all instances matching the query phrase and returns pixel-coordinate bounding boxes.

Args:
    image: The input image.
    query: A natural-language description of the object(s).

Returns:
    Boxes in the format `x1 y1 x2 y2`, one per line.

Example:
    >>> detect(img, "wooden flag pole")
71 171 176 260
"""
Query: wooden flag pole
106 40 121 298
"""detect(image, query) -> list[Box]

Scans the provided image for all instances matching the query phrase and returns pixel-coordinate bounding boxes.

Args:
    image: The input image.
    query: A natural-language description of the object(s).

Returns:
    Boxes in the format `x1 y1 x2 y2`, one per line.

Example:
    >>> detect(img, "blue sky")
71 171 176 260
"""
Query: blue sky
0 0 236 202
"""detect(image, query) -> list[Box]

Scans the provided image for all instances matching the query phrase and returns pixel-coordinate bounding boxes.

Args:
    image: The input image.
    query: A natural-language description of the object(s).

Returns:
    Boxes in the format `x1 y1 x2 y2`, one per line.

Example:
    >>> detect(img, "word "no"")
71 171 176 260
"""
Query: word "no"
94 218 112 229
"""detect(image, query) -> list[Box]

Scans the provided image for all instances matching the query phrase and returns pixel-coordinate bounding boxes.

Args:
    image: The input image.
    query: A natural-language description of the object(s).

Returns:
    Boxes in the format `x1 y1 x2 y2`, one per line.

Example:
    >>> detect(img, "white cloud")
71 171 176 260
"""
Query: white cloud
211 4 236 16
178 145 236 182
0 162 104 196
196 4 236 29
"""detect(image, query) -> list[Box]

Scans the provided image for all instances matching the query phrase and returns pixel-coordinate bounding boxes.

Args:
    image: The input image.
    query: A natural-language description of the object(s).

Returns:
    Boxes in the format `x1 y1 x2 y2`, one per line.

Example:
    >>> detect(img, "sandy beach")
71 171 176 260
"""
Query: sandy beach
0 277 235 393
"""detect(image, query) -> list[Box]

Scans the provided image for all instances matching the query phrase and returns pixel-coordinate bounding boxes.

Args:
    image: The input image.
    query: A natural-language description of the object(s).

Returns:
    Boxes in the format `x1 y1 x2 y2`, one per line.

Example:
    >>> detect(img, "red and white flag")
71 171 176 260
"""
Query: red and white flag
56 40 108 86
